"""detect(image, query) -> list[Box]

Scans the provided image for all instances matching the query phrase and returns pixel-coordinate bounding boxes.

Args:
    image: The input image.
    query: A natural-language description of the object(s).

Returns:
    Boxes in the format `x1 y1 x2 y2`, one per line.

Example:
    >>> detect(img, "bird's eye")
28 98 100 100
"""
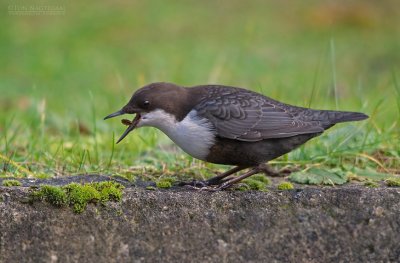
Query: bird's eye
143 100 150 107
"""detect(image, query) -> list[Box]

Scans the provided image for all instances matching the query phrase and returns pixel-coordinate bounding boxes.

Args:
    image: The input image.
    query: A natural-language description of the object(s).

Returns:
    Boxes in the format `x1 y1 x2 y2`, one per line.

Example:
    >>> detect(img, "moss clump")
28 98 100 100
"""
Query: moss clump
31 185 68 207
64 183 101 213
251 175 270 185
146 186 156 191
34 173 52 179
2 179 22 187
156 180 172 189
155 177 176 189
30 181 124 213
386 177 400 187
234 184 249 191
112 173 136 182
277 182 294 190
242 178 267 190
364 181 379 188
93 181 124 203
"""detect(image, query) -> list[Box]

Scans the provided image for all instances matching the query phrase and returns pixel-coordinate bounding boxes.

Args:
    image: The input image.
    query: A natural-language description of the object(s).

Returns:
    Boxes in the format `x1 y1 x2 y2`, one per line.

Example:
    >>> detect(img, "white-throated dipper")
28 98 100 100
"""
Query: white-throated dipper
104 82 368 190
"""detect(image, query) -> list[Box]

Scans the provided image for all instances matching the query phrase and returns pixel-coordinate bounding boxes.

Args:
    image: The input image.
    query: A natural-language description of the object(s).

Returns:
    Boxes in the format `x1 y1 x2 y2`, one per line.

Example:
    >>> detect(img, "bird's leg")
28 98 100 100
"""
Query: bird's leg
212 164 295 190
179 164 292 189
206 166 247 185
178 166 246 188
215 165 264 190
258 163 291 177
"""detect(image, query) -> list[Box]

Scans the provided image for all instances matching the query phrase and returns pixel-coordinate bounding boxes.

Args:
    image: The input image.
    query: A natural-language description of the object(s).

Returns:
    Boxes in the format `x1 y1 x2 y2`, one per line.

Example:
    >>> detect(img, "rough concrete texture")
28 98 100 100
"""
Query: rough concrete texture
1 176 400 263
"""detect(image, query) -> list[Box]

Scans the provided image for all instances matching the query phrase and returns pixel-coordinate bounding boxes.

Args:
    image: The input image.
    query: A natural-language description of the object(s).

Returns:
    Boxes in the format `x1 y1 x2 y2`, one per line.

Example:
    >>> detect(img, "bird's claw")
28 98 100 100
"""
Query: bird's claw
179 180 231 191
178 180 209 188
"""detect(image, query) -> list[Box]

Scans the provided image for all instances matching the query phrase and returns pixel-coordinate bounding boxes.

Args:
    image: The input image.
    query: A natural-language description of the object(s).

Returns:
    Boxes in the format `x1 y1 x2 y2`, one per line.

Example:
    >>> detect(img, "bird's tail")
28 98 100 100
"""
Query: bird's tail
314 110 369 129
330 111 369 123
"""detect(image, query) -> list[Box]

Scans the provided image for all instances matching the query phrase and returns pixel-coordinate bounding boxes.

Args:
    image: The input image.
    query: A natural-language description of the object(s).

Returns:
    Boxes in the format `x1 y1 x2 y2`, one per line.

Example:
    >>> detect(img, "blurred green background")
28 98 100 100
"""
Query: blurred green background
0 0 399 180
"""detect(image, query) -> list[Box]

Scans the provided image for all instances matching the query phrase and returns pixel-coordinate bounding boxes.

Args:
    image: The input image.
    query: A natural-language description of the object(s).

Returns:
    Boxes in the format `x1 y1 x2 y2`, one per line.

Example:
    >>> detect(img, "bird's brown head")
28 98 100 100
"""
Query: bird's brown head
104 82 193 143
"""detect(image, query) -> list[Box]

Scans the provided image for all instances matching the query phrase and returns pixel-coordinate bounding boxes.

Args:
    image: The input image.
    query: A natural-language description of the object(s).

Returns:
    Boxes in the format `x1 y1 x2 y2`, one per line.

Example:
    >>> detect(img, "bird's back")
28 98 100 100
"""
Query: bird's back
190 84 368 142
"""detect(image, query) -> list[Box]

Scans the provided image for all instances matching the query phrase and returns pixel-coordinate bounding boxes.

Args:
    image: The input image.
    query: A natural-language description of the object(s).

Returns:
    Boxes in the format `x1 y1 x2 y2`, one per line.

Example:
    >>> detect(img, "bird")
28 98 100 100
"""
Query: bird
104 82 368 190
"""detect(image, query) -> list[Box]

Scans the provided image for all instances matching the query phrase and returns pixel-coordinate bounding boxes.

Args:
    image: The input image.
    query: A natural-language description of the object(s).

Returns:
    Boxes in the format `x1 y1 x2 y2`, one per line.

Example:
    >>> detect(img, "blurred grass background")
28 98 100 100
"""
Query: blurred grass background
0 0 399 181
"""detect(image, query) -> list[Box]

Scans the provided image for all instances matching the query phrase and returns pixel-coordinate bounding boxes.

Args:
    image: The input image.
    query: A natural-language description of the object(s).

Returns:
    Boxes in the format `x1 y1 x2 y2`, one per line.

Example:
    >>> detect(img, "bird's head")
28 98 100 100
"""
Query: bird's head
104 82 191 143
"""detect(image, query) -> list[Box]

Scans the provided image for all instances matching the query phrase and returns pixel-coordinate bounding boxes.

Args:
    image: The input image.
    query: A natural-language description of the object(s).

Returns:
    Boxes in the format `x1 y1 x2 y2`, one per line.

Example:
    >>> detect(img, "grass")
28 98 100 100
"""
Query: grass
0 1 399 185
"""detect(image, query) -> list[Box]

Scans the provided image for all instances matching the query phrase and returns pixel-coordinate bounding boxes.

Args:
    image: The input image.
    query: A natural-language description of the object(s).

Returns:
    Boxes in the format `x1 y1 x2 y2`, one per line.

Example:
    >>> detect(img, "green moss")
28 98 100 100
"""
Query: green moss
235 184 250 191
277 182 294 190
161 177 176 183
30 181 124 213
112 173 136 182
2 179 22 187
34 173 52 179
251 175 270 184
155 177 176 189
146 186 156 191
31 185 68 207
64 183 101 213
234 177 269 191
242 178 267 190
386 177 400 187
364 181 379 188
156 180 172 189
93 181 124 203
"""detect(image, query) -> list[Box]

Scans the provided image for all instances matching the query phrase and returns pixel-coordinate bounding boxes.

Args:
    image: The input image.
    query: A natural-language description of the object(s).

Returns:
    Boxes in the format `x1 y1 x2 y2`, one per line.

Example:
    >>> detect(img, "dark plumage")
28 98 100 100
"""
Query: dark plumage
105 82 368 190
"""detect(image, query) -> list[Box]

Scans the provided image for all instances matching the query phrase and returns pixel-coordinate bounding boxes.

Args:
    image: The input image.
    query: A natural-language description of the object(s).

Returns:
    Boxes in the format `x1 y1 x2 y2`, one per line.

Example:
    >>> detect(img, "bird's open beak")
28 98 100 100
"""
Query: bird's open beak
104 110 141 144
104 110 125 120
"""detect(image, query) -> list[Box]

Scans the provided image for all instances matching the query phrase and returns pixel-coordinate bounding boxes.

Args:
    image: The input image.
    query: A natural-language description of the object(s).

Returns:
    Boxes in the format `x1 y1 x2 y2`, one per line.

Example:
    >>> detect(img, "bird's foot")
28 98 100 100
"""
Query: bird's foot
212 182 233 191
178 164 297 191
178 179 231 191
178 180 210 188
181 184 222 192
178 175 231 189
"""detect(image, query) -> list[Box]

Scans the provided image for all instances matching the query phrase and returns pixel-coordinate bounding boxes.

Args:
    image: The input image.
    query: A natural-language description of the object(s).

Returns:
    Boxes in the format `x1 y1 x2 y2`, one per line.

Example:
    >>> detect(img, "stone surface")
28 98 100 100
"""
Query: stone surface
1 176 400 263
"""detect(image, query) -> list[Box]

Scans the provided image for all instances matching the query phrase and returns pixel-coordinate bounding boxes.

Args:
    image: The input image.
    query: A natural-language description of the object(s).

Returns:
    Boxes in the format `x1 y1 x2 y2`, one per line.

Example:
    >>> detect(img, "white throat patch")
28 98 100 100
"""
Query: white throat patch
137 109 216 160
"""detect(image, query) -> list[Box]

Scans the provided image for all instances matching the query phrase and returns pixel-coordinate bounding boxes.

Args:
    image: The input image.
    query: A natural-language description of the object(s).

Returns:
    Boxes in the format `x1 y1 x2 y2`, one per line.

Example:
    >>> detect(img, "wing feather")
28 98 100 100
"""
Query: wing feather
195 86 324 142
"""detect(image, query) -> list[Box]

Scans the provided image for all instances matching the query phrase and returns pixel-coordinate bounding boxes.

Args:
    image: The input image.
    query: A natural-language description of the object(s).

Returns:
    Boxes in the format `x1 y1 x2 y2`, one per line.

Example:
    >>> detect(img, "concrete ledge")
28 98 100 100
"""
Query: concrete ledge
1 178 400 262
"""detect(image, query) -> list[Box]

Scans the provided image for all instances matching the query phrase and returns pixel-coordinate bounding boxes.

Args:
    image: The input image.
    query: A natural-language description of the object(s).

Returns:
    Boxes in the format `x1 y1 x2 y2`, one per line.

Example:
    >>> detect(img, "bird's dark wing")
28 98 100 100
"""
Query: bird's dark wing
194 86 324 142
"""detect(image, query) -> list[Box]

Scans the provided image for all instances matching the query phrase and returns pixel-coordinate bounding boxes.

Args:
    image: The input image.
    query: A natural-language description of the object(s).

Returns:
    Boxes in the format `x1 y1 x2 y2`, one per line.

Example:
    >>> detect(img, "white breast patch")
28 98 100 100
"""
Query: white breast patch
137 109 216 160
